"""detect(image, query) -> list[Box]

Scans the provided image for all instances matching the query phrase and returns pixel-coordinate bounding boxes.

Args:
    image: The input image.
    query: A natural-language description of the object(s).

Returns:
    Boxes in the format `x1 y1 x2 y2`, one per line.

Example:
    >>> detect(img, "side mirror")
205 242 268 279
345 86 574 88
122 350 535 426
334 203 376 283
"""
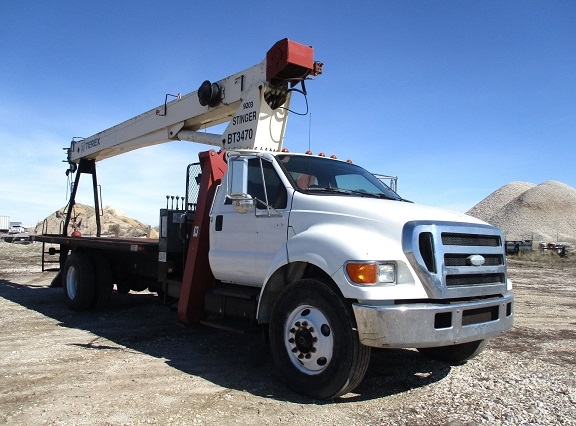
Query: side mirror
227 156 254 214
232 198 253 214
227 157 249 198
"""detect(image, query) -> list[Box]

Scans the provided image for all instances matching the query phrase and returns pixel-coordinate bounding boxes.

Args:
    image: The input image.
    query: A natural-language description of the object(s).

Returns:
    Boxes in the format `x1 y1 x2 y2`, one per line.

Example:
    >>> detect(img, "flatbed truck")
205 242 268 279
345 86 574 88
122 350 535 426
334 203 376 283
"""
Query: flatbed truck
34 39 513 399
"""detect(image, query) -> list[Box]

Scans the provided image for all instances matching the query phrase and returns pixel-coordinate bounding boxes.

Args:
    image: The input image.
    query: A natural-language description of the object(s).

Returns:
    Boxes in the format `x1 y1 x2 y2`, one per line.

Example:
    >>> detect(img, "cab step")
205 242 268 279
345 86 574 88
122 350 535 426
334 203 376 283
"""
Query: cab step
204 284 261 325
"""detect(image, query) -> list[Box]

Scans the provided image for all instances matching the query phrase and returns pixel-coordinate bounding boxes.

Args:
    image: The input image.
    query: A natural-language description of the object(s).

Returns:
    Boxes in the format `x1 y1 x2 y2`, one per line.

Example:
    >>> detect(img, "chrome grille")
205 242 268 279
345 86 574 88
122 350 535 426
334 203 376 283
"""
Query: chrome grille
441 233 500 247
444 254 503 267
403 221 508 299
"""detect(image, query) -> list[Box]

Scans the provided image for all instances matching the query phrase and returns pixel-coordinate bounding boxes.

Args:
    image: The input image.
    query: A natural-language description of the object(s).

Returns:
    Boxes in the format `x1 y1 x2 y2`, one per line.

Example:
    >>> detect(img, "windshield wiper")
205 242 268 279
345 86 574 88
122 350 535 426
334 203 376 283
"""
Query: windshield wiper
306 187 388 199
306 187 352 195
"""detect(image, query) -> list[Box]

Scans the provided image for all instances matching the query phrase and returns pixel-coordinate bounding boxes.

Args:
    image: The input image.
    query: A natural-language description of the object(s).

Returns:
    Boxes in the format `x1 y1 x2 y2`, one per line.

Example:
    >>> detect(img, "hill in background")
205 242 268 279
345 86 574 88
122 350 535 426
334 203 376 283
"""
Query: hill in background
467 180 576 243
34 204 159 238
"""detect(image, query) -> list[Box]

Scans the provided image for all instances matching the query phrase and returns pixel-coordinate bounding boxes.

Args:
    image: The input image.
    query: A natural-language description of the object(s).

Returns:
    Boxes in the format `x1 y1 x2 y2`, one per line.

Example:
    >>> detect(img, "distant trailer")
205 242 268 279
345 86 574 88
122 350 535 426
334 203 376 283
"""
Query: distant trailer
0 233 30 243
539 242 569 257
0 216 9 233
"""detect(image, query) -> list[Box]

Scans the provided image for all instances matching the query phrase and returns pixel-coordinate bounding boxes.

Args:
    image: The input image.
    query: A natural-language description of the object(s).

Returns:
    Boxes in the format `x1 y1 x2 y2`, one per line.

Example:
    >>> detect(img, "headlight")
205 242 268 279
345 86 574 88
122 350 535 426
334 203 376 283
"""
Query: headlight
345 261 396 285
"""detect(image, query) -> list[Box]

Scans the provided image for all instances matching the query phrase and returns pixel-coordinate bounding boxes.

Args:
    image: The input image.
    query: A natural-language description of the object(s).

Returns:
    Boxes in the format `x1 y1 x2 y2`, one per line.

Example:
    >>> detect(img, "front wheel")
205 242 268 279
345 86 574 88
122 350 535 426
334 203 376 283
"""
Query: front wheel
417 339 488 364
269 279 371 399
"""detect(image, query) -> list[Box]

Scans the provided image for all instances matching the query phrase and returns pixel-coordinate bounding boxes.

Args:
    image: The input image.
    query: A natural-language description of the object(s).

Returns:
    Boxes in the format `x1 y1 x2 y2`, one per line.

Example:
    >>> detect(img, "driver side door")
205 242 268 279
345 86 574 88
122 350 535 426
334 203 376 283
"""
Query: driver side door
209 156 289 286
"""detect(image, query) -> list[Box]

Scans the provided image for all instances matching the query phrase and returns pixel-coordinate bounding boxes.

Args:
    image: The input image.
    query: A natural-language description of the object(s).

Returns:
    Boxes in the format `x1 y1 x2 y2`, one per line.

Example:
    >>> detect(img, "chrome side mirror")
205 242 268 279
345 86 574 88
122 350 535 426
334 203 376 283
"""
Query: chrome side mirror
227 156 253 214
232 198 253 214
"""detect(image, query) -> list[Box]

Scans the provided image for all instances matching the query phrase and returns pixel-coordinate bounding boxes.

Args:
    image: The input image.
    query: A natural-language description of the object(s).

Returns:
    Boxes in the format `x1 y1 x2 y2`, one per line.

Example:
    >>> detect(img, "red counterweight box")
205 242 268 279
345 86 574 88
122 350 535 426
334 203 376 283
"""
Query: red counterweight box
266 38 315 81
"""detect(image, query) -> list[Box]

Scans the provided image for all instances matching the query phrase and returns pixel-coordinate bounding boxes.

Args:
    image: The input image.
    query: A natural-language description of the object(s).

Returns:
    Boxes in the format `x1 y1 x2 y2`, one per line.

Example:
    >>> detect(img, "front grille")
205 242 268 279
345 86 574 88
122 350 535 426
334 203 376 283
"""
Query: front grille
444 254 503 267
403 221 508 299
441 233 501 247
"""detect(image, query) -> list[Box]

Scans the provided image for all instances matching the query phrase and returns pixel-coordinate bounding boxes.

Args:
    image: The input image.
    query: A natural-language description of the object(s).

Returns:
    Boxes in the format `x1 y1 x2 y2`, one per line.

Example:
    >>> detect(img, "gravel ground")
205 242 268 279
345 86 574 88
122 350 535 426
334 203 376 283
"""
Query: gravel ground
0 242 575 425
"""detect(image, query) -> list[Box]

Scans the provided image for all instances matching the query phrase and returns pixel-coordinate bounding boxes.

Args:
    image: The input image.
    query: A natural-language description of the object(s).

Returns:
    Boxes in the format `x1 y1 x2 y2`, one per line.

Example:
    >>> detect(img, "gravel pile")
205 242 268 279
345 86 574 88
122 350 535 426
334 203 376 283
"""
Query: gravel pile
467 180 576 243
33 203 158 238
467 181 535 221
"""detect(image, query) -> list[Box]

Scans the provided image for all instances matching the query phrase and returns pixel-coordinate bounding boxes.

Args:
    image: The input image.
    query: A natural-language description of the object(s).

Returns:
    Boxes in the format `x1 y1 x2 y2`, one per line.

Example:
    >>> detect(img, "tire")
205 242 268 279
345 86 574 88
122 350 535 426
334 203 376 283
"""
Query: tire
62 252 96 311
417 339 488 364
269 279 371 400
91 254 114 309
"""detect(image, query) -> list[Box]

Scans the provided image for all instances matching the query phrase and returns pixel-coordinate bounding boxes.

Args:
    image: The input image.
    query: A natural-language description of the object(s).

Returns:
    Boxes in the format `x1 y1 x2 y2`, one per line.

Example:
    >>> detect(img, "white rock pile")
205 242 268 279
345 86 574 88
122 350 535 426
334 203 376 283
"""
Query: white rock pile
467 180 576 243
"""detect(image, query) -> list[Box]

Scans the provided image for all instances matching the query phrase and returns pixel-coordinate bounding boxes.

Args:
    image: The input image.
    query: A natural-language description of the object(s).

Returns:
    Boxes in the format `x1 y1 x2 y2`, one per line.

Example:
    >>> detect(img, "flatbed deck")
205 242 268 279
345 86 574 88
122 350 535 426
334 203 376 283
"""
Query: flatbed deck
31 234 159 253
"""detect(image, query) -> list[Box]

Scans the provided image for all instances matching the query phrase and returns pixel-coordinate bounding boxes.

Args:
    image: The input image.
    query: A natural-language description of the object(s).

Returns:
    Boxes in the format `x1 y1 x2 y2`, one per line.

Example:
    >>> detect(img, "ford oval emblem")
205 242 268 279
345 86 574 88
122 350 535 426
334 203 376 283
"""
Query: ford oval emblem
467 254 485 266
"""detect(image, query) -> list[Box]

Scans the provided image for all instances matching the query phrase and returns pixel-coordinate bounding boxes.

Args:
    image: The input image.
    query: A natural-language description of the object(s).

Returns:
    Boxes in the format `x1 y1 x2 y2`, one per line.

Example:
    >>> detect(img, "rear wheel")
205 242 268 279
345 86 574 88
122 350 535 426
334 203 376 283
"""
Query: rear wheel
417 339 488 364
269 279 371 399
62 253 96 311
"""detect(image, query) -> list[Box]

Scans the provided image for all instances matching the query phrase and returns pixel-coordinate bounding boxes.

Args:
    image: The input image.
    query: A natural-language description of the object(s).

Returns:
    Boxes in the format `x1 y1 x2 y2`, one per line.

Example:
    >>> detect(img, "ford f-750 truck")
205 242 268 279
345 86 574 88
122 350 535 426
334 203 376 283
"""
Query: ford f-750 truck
34 39 513 399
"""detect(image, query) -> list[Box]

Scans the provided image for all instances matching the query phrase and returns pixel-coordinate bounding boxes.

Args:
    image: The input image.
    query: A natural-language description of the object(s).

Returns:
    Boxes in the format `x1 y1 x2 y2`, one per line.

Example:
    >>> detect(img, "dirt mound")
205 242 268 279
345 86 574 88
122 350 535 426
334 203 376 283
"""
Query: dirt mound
467 180 576 242
33 204 159 238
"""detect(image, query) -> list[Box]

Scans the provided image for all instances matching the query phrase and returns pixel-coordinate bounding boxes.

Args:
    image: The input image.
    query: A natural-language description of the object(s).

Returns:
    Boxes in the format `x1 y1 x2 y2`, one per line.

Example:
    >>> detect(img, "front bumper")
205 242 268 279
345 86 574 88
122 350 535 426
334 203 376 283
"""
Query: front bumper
352 292 514 348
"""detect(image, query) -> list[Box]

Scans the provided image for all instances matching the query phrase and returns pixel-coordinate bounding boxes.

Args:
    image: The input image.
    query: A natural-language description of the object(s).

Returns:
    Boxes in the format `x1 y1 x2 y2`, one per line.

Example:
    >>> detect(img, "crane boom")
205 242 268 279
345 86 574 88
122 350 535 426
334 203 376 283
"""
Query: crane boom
67 38 322 165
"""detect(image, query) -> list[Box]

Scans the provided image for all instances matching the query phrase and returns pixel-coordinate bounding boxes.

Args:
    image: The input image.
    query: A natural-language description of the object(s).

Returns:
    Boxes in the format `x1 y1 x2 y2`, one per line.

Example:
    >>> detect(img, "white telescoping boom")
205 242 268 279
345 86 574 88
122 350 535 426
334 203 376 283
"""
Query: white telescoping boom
66 39 323 167
63 39 322 237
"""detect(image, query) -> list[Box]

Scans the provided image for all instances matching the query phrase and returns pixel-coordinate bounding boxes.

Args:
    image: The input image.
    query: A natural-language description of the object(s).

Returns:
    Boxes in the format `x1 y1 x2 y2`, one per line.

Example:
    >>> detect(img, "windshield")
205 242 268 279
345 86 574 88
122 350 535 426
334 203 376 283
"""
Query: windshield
276 154 402 201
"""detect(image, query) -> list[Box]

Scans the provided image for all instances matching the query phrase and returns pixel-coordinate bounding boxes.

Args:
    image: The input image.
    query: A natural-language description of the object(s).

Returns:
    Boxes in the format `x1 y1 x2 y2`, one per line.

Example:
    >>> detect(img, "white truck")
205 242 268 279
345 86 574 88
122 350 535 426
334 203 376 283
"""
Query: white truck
34 39 513 399
9 221 25 234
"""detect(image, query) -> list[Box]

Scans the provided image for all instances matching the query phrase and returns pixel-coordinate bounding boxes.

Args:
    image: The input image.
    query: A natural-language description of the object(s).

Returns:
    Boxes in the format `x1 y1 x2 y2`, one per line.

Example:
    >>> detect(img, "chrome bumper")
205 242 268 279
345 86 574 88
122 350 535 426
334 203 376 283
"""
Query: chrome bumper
352 292 514 348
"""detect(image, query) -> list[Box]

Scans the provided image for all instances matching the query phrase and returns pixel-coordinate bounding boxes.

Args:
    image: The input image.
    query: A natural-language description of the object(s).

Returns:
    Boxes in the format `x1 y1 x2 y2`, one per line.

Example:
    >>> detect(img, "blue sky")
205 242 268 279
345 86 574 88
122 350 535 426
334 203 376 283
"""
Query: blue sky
1 1 575 227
